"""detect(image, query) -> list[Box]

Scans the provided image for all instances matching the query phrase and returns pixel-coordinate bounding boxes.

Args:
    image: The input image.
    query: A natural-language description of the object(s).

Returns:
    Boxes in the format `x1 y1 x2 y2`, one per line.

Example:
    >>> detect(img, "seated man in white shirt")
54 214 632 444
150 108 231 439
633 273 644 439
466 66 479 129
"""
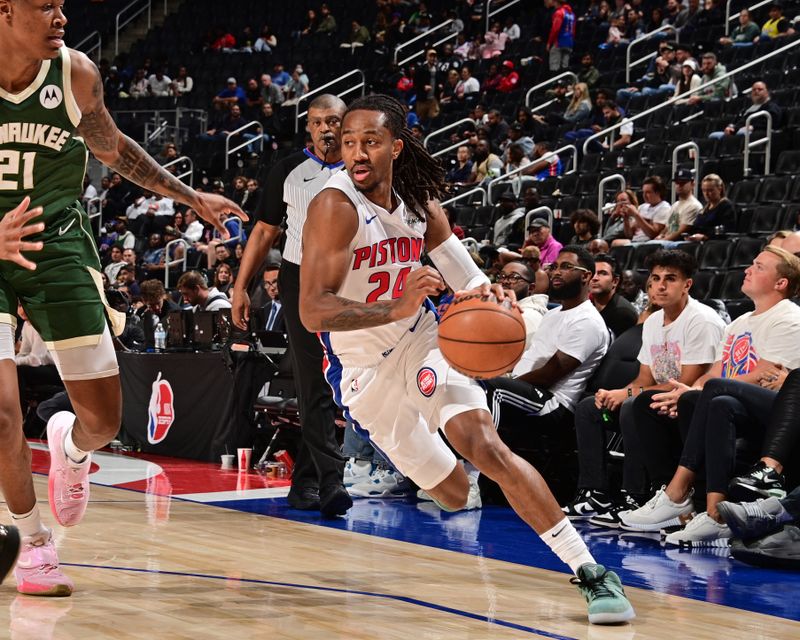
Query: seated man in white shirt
483 246 610 491
651 169 703 243
176 271 232 312
613 176 672 245
182 209 205 244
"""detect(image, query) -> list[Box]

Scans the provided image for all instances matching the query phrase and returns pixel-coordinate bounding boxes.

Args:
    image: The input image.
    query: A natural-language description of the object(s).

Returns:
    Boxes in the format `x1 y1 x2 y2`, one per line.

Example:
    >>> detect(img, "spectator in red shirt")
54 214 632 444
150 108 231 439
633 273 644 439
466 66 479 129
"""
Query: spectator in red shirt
497 60 520 93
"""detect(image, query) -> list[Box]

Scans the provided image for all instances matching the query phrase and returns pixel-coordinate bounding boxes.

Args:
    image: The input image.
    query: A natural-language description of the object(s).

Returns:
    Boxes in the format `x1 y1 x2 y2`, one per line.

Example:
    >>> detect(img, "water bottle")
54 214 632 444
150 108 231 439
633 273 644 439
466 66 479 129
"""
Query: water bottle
154 322 166 353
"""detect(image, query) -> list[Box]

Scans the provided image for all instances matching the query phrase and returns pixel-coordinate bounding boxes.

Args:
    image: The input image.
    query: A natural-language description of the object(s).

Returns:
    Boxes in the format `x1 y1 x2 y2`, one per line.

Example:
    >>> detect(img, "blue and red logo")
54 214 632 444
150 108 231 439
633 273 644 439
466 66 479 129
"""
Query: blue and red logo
417 367 437 397
721 332 759 378
147 372 175 444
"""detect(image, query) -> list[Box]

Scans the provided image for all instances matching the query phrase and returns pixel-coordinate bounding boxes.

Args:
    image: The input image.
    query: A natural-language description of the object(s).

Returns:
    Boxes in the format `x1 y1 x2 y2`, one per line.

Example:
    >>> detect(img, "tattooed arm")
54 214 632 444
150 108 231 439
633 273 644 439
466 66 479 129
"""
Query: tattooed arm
69 50 246 235
300 189 444 332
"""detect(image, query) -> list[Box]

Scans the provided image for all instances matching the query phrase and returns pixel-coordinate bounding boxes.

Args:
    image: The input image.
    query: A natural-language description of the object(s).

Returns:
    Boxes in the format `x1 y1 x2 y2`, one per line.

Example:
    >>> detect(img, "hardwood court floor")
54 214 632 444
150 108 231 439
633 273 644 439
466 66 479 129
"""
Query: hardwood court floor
1 471 798 640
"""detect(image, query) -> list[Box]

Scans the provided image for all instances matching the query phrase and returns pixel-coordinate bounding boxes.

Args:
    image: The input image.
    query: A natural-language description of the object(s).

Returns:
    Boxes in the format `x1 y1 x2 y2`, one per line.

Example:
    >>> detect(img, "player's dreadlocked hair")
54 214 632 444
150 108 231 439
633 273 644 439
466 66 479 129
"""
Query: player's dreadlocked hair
345 94 447 219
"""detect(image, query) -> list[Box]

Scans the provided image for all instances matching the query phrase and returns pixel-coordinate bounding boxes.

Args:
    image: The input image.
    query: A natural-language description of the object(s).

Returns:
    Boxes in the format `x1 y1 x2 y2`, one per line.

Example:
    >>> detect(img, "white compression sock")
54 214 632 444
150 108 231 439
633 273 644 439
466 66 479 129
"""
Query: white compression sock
542 517 596 574
64 427 90 465
9 504 48 540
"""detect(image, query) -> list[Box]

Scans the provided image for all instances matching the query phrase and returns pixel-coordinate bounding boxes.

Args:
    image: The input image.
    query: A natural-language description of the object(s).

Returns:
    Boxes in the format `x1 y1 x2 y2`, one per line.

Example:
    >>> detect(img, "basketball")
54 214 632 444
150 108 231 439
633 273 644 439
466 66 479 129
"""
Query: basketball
438 295 526 379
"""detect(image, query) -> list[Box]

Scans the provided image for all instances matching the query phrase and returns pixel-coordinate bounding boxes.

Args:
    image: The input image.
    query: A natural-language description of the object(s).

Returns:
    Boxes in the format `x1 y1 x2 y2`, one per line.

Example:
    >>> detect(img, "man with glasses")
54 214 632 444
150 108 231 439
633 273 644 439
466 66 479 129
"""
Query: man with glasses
497 261 549 347
485 246 609 479
261 265 284 332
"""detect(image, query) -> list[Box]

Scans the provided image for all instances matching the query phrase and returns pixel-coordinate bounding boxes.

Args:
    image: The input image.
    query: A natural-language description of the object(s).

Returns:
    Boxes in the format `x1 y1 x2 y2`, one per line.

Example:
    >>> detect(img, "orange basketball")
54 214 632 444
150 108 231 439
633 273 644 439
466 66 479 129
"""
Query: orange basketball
437 295 526 379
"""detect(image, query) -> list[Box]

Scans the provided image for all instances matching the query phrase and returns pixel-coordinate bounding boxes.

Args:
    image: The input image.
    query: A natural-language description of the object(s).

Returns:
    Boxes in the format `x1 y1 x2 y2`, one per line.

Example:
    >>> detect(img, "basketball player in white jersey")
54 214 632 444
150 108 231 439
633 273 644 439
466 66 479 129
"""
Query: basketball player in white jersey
299 95 635 625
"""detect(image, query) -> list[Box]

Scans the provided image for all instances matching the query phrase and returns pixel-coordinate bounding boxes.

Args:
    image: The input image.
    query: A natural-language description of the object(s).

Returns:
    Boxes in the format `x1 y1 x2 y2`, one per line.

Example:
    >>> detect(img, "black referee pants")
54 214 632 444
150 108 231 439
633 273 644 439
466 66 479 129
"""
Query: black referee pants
279 261 345 491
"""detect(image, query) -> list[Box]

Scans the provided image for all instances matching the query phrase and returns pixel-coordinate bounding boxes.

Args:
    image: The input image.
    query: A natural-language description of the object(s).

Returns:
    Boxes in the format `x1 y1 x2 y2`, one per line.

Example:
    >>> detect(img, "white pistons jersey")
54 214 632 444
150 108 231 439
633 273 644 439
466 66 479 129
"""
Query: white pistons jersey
318 171 431 368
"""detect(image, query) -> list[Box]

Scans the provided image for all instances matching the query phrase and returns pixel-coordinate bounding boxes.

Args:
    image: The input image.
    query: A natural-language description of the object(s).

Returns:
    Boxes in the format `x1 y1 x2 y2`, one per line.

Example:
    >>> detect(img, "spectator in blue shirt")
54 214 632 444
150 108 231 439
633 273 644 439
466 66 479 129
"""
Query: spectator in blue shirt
213 77 246 109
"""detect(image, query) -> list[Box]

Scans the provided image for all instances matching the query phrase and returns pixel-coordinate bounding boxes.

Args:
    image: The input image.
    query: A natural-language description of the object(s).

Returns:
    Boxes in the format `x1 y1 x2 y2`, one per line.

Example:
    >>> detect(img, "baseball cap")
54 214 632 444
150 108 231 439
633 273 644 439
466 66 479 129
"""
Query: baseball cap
498 191 518 202
674 168 694 182
682 59 697 71
527 217 549 230
509 122 523 132
502 60 515 70
226 77 236 84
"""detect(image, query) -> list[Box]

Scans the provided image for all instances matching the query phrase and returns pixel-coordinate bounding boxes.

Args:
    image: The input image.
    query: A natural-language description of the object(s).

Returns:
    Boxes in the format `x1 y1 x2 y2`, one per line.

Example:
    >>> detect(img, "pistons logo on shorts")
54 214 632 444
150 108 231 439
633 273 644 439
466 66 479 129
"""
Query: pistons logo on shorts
417 367 437 398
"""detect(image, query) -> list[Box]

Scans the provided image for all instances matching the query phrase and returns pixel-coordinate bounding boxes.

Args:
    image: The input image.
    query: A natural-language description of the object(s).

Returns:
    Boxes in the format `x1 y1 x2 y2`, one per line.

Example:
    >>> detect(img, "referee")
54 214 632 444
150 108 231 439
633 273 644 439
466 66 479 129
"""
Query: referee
233 95 351 517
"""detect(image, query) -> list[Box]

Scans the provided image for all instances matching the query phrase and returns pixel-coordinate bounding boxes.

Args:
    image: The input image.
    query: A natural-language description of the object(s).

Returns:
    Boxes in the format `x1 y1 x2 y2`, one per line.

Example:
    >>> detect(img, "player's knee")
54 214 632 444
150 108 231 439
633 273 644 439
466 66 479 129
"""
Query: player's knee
454 423 510 477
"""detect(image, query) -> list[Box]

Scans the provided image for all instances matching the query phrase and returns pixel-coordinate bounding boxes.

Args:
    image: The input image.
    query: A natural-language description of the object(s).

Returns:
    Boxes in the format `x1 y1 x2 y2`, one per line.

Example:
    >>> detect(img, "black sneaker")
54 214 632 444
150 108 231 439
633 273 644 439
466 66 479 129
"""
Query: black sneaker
319 483 352 518
0 524 20 585
562 489 613 520
287 486 321 510
588 493 641 529
727 461 787 502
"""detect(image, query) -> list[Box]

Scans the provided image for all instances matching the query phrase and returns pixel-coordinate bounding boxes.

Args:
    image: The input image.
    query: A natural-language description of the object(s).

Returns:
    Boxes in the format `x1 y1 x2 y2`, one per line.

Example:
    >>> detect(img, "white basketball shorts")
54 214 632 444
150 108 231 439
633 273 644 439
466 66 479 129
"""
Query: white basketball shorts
321 310 489 490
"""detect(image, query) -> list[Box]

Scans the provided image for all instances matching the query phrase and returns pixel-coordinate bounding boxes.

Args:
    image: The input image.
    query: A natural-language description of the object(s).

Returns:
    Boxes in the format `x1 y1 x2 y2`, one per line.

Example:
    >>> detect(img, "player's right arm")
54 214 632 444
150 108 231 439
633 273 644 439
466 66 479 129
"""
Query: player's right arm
0 197 45 271
300 189 443 332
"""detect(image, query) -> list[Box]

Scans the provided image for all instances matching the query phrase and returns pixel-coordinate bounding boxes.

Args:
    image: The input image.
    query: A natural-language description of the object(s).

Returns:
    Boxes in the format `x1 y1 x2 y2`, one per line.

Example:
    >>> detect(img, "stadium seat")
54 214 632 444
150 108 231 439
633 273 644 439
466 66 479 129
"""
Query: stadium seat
609 244 633 271
690 271 719 300
631 243 662 272
758 176 792 203
717 270 747 300
728 179 762 207
775 150 800 175
453 205 476 228
716 135 745 158
698 239 733 271
783 204 800 230
729 236 765 268
748 205 784 236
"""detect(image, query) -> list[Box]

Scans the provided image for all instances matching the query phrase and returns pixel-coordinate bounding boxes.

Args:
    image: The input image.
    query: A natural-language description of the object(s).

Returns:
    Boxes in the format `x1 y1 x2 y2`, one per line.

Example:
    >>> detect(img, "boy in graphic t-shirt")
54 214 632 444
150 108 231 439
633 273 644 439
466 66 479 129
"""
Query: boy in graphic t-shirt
622 246 800 547
563 249 725 524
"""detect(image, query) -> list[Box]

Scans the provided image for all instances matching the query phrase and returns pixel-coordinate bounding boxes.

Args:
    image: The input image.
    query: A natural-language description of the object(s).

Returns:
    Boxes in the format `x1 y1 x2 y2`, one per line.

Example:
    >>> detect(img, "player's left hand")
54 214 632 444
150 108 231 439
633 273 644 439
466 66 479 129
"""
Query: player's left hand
193 193 249 238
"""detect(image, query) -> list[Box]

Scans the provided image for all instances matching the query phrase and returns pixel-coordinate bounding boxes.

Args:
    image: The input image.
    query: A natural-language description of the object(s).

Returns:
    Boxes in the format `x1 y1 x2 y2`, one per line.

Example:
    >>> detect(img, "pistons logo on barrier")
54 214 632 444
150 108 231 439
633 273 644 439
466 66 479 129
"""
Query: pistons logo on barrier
147 372 175 445
417 367 437 398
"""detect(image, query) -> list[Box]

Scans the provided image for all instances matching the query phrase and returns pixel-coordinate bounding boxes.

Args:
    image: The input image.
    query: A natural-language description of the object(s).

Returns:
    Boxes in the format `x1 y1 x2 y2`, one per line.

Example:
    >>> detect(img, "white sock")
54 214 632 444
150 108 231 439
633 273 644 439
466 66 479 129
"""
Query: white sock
9 504 48 541
542 517 596 574
464 461 480 481
64 427 90 464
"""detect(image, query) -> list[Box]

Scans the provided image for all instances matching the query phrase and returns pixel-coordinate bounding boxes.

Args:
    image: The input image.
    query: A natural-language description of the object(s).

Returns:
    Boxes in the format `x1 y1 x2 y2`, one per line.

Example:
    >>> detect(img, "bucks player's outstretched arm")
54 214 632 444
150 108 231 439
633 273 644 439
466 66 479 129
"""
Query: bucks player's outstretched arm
69 50 246 236
299 188 447 332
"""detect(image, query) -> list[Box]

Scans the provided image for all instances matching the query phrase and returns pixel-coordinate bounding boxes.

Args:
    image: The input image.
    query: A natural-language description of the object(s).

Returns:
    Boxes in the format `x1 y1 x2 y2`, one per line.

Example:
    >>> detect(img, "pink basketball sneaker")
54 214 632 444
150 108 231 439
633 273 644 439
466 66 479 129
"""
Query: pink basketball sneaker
47 412 91 527
14 530 74 597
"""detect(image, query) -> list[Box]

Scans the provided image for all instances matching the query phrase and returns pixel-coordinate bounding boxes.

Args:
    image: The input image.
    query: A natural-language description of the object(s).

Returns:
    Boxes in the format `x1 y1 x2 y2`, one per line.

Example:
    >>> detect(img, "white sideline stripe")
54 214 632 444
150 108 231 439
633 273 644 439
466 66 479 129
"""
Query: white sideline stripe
177 487 291 502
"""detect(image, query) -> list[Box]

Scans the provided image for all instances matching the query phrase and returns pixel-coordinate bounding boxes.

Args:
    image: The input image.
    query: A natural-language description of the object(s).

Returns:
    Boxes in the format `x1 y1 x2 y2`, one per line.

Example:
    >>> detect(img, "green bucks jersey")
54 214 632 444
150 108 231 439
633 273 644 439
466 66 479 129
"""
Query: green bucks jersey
0 47 87 231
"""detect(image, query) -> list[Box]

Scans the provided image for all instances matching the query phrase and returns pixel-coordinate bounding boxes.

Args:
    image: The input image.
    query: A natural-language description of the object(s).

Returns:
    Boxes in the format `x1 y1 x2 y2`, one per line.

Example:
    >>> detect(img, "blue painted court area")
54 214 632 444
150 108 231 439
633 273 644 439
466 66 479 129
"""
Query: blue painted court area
206 496 800 621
